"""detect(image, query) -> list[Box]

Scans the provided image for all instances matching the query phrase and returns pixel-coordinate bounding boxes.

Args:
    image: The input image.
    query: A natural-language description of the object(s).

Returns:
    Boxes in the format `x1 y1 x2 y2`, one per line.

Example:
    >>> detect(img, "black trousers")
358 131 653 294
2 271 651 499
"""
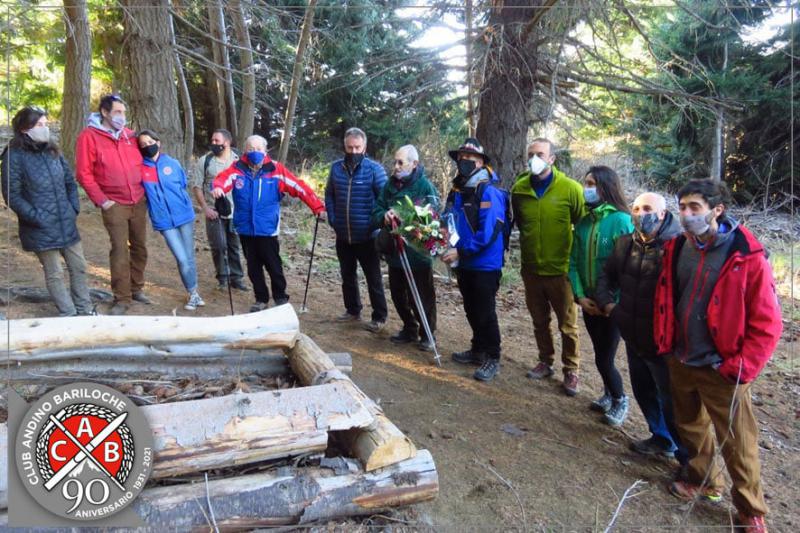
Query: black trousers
240 235 287 304
456 268 501 358
335 239 387 321
388 265 437 340
583 312 624 398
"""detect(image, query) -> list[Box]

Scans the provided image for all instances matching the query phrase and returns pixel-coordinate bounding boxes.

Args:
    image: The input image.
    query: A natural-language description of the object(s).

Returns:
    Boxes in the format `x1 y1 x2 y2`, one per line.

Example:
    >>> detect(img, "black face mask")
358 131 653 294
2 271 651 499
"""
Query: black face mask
209 144 225 156
140 144 159 159
344 152 364 168
457 159 477 179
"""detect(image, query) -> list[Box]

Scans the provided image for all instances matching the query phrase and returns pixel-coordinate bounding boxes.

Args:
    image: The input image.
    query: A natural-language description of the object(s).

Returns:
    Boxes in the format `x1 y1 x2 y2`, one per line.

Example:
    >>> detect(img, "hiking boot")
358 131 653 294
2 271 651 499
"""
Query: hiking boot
109 301 129 316
250 301 268 312
563 371 579 396
184 291 205 311
526 362 554 379
390 330 418 344
668 481 723 504
230 279 248 291
590 393 613 413
474 358 500 381
630 437 676 458
417 338 435 352
132 291 152 304
336 311 361 322
274 297 290 306
217 281 228 291
452 349 486 365
736 513 768 532
604 395 629 426
364 319 386 333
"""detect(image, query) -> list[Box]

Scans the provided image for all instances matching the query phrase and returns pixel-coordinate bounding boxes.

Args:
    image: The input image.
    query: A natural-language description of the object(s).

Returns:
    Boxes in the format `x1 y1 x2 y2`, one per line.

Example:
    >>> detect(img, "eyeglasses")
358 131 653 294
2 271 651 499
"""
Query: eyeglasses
394 160 407 166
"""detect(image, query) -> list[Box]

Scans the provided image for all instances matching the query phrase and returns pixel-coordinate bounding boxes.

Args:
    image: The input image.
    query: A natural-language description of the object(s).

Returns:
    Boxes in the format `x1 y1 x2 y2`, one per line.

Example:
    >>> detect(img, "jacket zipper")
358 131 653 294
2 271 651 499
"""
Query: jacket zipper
42 154 67 242
345 166 353 243
585 215 599 294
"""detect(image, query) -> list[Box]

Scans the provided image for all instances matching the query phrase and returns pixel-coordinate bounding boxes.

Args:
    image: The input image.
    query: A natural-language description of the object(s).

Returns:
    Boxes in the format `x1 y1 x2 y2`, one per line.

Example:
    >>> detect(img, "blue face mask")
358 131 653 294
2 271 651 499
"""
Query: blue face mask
583 187 600 204
246 151 265 166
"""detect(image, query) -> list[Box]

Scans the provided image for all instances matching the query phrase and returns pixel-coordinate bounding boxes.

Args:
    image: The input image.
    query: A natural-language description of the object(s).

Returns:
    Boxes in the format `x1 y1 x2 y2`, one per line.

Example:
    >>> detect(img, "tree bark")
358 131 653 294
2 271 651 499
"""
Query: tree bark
121 0 183 157
278 0 318 163
207 0 228 130
465 0 475 136
229 0 254 149
61 0 91 167
168 2 193 166
475 1 544 186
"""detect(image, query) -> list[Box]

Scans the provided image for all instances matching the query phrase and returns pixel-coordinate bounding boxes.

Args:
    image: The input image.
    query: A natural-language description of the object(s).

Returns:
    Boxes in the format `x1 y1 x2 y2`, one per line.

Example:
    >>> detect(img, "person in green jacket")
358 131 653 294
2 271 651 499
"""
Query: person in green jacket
511 138 585 396
371 145 440 352
568 165 634 426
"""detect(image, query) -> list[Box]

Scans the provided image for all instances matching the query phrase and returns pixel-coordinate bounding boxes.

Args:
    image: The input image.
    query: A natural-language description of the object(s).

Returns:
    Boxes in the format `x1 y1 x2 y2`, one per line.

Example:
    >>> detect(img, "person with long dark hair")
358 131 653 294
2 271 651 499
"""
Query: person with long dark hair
568 165 633 426
1 106 94 316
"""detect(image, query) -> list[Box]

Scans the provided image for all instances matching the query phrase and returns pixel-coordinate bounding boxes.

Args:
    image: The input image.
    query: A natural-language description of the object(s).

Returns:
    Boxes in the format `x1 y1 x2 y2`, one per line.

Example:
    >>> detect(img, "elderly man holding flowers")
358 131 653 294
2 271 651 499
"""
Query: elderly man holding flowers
371 145 440 352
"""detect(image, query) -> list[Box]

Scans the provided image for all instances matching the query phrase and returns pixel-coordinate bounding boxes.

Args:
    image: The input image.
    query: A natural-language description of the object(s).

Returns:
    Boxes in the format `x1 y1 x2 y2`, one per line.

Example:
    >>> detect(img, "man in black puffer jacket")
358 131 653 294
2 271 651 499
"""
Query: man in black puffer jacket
595 192 685 462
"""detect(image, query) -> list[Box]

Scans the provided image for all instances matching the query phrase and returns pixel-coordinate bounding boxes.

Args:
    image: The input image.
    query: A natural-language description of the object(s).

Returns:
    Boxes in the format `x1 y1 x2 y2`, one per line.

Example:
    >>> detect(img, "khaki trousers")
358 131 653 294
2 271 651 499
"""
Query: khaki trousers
668 357 768 517
101 199 148 303
521 266 580 374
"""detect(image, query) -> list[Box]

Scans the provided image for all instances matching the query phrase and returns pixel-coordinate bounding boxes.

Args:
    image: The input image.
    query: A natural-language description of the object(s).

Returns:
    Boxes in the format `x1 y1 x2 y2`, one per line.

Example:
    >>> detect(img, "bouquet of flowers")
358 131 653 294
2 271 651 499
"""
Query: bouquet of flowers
391 196 450 256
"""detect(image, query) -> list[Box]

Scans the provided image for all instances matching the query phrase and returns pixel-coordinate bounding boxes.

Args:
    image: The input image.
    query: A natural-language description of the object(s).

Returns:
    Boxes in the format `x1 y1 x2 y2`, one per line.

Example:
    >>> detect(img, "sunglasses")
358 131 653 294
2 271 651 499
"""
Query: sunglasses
394 160 408 166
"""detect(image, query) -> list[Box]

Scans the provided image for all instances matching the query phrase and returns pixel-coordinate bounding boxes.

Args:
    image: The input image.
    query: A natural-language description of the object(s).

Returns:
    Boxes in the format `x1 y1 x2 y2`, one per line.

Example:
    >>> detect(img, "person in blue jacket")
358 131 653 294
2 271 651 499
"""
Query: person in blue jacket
137 129 204 311
324 127 389 332
442 138 508 382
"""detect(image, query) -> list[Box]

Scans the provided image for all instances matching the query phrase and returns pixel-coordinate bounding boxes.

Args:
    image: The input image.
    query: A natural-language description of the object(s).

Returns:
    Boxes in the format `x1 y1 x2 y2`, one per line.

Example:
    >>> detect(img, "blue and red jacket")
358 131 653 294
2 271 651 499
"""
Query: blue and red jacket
654 225 782 384
213 154 324 237
141 153 194 232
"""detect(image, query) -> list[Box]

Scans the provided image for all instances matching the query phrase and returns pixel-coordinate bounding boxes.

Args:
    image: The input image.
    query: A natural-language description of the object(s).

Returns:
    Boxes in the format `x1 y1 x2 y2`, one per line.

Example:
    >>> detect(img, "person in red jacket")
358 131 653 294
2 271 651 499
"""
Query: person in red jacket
654 179 781 532
75 94 147 315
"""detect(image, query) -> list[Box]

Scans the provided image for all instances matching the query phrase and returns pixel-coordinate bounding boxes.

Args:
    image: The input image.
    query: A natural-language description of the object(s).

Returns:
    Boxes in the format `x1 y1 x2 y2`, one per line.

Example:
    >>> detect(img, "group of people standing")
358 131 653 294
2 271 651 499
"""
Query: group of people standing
1 97 782 531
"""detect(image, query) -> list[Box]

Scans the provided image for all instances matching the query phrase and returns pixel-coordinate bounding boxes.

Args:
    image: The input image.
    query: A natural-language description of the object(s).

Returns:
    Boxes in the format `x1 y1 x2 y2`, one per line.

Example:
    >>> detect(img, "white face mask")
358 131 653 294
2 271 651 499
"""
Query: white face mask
528 155 548 175
26 126 50 143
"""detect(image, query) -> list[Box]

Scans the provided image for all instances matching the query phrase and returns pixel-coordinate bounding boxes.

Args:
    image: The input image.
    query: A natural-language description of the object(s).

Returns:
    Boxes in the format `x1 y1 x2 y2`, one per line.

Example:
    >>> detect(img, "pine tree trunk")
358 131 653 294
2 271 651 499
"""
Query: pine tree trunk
278 0 318 163
61 0 91 167
168 3 193 166
465 0 475 136
229 0 255 149
475 1 542 186
121 0 183 157
207 0 228 130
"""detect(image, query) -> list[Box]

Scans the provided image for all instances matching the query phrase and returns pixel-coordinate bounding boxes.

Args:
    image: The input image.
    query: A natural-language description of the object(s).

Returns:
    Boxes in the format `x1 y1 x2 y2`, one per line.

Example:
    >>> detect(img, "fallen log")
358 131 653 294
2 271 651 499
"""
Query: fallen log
287 334 417 471
1 304 299 356
146 384 374 478
133 449 438 528
0 424 6 510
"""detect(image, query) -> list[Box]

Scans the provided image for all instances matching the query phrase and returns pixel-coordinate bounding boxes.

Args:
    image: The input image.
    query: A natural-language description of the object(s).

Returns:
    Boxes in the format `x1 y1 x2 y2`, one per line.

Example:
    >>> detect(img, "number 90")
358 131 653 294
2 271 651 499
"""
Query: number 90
62 478 110 513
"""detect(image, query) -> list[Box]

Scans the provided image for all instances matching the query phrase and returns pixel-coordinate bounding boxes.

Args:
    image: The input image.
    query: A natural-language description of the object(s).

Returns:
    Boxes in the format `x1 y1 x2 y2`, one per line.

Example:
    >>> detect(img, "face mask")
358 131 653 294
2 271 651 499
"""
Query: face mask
246 151 265 166
633 212 660 236
344 153 364 167
26 126 50 143
583 187 600 205
396 167 413 180
210 144 225 156
110 115 126 131
457 159 477 178
680 211 714 236
140 144 159 159
528 155 548 175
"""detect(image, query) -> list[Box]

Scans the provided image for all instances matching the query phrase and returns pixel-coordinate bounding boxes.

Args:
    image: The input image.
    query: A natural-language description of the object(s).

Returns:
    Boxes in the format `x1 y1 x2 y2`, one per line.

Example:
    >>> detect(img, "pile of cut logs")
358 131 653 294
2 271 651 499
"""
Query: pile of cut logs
0 306 438 528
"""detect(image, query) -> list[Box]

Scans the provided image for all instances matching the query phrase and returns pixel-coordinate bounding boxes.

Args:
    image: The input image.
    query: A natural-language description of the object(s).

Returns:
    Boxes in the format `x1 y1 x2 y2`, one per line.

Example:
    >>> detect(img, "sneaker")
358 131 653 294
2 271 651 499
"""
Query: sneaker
230 279 248 291
452 349 486 365
390 330 419 344
604 395 629 426
364 319 386 333
109 301 129 316
736 513 768 532
217 282 228 291
132 291 152 304
630 437 676 458
184 292 205 311
563 371 579 396
526 362 554 379
336 311 361 322
590 393 613 413
250 301 268 312
668 481 723 504
474 358 500 381
417 338 435 352
274 297 290 306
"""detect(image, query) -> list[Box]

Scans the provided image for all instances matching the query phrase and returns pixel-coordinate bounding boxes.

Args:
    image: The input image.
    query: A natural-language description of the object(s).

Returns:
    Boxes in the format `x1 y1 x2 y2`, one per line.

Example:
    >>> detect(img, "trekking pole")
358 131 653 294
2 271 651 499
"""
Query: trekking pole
299 215 321 314
214 197 235 316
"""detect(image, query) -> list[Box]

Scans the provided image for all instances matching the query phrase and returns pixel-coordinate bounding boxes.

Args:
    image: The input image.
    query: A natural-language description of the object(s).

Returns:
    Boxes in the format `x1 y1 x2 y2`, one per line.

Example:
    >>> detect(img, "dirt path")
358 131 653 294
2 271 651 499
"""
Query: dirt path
2 202 798 530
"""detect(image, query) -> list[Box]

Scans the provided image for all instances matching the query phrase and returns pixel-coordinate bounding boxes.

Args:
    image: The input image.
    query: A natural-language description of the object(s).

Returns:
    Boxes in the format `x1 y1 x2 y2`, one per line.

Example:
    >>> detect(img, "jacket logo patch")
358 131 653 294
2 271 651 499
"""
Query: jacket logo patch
235 178 245 189
480 201 492 208
163 166 173 176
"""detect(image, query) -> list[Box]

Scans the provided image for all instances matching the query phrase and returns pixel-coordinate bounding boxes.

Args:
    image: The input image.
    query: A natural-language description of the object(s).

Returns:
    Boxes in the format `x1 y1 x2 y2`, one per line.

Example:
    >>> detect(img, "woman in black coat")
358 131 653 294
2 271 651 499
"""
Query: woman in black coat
1 106 93 316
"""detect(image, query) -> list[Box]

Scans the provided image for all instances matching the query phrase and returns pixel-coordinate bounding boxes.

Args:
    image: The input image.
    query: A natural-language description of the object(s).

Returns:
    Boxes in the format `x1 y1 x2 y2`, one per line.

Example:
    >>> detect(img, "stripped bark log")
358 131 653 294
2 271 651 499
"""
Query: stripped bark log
2 305 299 357
287 334 417 471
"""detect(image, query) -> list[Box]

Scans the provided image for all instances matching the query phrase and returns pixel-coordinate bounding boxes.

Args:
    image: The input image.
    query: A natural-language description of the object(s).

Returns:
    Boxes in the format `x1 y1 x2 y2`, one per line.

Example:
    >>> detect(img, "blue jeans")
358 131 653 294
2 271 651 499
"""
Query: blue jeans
626 346 687 463
161 222 197 292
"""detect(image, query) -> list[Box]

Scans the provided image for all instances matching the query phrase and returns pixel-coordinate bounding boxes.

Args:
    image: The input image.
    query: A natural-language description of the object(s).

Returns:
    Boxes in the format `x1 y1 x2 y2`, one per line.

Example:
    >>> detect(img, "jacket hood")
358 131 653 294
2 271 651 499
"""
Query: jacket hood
654 210 681 243
87 112 133 140
465 168 490 188
588 202 621 219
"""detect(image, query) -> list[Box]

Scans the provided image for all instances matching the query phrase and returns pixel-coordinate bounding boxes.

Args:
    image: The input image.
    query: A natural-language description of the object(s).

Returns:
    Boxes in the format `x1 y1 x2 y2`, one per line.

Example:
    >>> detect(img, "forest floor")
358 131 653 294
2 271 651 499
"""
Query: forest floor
2 200 798 531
